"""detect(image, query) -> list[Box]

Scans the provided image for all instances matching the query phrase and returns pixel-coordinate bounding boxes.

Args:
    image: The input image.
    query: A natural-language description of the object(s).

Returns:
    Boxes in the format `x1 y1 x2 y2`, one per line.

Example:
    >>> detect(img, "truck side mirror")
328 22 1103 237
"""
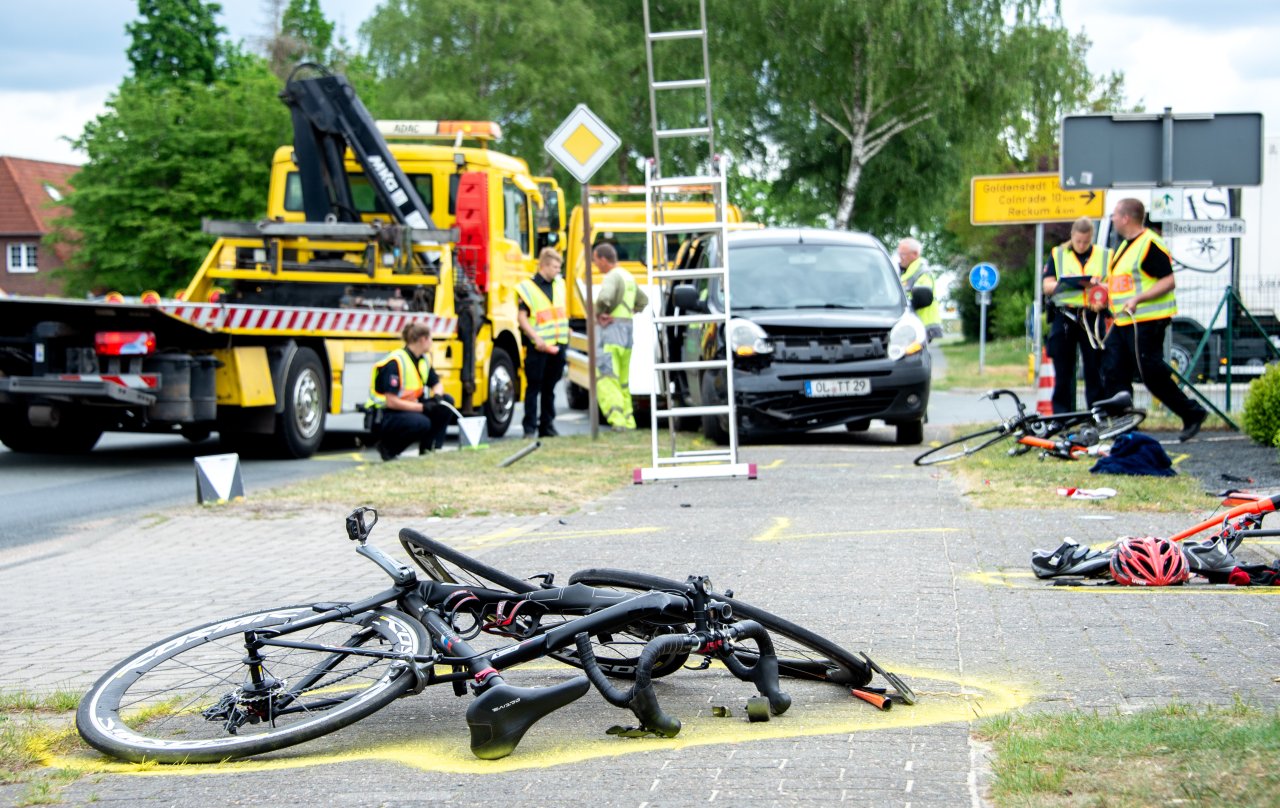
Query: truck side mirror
672 284 706 312
910 286 934 310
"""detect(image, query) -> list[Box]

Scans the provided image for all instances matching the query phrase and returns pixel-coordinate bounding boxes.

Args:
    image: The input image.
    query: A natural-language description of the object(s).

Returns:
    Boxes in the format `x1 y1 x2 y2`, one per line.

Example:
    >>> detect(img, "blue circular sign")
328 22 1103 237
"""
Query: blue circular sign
969 263 1000 292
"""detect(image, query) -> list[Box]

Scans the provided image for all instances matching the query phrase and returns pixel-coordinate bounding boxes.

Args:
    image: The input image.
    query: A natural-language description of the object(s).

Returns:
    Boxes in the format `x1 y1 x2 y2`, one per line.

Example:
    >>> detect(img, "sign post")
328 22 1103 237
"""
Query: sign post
971 172 1104 373
969 263 1000 374
545 105 621 440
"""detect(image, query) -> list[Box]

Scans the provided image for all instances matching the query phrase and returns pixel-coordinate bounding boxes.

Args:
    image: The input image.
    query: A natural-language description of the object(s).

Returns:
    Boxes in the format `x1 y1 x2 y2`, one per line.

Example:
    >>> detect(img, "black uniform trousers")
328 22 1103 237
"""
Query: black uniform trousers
1046 307 1105 413
522 346 567 436
377 408 446 459
1101 317 1200 421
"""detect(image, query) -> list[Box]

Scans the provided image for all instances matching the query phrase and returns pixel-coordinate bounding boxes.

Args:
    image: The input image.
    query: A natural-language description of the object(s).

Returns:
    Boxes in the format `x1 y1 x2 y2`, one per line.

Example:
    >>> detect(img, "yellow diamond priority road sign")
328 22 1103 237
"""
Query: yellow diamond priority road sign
545 104 621 184
970 172 1103 226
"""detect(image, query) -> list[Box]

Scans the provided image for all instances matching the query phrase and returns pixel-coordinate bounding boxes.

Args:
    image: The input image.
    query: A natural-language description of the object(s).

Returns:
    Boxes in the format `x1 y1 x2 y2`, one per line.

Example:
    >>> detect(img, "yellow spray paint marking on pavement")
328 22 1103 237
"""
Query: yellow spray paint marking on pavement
966 569 1280 595
751 517 960 543
51 667 1029 777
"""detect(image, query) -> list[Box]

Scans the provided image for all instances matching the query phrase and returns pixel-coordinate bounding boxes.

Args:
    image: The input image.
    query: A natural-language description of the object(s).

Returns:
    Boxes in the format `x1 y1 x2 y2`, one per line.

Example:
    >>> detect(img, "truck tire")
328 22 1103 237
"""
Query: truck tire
274 347 326 458
0 406 101 454
484 347 517 438
1170 340 1207 383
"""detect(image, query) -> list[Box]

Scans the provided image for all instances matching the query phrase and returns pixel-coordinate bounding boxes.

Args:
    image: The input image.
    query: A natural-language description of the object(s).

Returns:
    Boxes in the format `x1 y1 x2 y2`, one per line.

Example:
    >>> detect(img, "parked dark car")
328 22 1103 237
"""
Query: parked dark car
666 228 932 445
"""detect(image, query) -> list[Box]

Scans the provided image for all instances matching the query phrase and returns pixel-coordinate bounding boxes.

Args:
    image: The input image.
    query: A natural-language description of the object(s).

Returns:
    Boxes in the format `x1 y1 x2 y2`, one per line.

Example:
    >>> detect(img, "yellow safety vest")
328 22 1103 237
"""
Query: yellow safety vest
1051 243 1108 308
516 276 569 344
1107 229 1177 325
609 268 638 319
366 348 431 409
900 258 940 329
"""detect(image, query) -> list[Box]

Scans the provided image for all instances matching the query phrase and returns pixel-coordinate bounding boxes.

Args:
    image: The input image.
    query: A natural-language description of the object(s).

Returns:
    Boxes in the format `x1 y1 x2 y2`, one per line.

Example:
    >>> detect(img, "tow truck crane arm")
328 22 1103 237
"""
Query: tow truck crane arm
279 63 437 231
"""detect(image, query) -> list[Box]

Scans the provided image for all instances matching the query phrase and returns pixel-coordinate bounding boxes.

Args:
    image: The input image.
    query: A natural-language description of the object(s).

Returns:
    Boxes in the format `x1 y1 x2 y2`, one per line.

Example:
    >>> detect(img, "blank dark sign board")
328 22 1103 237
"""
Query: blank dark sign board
1060 112 1263 189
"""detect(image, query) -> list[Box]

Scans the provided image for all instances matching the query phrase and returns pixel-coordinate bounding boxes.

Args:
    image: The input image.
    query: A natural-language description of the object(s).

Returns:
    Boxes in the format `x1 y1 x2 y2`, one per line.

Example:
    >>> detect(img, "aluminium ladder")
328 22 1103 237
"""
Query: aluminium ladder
635 0 754 482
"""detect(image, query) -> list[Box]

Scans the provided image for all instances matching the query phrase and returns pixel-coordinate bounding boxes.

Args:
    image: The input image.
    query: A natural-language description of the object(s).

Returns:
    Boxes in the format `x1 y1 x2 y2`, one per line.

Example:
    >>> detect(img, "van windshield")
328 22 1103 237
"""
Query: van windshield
717 243 903 310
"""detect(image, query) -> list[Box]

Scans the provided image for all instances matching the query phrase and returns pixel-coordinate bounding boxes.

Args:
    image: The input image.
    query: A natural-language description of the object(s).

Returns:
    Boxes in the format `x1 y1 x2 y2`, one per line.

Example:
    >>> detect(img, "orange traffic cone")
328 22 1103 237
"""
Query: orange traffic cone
1036 348 1054 416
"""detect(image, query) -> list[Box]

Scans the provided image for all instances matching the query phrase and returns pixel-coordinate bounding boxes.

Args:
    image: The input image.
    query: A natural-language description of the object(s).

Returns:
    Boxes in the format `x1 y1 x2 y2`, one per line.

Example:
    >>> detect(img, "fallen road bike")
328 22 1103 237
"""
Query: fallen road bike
913 389 1144 466
78 508 912 764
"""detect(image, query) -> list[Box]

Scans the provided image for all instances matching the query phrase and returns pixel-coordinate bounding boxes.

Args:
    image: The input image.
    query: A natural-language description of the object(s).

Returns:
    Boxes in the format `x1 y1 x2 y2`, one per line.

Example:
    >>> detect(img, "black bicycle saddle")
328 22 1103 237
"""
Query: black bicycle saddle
465 675 590 760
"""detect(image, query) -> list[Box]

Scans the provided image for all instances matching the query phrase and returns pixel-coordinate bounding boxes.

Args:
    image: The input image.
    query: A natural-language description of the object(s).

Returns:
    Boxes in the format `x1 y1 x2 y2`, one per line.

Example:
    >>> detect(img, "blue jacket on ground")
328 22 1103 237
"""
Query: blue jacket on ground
1090 432 1176 477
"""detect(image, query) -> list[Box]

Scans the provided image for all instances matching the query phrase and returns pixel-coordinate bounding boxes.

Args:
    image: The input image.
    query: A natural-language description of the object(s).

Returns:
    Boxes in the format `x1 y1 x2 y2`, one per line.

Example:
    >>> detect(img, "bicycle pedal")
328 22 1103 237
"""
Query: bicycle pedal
606 724 662 738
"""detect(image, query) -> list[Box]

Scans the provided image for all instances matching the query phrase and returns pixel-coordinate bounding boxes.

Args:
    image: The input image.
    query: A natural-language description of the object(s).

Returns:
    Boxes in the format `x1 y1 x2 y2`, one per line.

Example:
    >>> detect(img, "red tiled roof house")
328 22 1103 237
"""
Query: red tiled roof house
0 156 78 296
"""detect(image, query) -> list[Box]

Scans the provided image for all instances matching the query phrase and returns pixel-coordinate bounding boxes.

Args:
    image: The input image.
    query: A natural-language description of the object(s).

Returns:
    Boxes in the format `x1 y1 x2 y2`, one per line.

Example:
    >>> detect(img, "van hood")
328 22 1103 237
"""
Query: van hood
731 307 905 330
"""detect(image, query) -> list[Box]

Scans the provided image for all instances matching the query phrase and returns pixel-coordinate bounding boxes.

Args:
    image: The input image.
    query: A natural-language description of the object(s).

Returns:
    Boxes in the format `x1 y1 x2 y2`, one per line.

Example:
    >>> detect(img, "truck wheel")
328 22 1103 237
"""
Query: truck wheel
484 347 517 438
567 381 588 411
0 406 101 454
1170 341 1206 382
274 347 326 458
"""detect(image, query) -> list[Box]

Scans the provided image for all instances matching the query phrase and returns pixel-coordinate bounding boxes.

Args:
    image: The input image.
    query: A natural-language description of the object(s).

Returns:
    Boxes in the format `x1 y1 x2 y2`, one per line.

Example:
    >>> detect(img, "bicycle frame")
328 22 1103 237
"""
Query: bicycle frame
1168 492 1280 544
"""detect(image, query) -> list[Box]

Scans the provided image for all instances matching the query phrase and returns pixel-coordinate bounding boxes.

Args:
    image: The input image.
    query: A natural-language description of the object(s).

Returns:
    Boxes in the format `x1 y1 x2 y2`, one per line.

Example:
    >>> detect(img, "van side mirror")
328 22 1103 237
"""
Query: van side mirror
672 284 706 312
910 286 934 310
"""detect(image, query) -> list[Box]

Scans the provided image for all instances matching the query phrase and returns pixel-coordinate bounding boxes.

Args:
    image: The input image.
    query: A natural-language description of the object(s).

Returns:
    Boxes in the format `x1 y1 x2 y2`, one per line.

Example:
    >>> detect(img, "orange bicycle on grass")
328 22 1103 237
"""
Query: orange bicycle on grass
913 388 1145 466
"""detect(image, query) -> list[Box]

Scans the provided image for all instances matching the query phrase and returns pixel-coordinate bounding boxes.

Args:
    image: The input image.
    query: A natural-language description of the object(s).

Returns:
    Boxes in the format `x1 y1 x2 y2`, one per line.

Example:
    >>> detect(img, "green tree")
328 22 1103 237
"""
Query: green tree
714 0 1104 233
53 59 292 295
360 0 652 184
263 0 336 79
126 0 227 84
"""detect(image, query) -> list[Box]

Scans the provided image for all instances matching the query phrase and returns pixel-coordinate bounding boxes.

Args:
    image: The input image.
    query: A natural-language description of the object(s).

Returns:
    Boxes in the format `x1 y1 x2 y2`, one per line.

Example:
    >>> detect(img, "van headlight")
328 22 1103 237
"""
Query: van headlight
887 314 926 360
729 318 772 357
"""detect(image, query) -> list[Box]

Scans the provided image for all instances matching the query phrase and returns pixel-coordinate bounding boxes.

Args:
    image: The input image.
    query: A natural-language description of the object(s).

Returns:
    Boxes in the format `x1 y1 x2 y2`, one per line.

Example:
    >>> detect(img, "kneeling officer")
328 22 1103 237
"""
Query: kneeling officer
366 322 453 461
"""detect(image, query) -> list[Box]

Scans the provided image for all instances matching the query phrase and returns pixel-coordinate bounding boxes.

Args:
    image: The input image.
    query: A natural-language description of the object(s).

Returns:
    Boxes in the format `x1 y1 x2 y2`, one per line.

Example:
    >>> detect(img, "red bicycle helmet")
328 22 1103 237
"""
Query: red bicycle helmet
1110 536 1189 586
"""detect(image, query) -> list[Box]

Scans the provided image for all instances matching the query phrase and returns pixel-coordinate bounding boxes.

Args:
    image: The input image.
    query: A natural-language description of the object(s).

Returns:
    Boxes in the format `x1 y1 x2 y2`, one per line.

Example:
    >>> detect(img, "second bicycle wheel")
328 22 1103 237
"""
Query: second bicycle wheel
567 568 871 688
913 425 1011 466
398 529 688 680
1097 409 1145 440
77 605 427 764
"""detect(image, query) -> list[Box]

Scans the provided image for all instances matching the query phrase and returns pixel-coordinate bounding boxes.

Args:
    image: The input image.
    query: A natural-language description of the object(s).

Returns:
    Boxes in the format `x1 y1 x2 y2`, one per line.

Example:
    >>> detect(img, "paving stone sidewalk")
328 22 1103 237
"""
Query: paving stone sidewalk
1 433 1276 807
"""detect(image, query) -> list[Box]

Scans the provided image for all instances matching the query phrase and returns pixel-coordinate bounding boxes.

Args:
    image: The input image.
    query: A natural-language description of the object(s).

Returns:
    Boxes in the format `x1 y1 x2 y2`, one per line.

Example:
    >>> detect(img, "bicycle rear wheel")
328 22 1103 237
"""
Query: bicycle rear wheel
913 425 1011 466
1097 409 1145 440
567 569 871 688
398 529 688 679
399 528 536 593
77 605 428 763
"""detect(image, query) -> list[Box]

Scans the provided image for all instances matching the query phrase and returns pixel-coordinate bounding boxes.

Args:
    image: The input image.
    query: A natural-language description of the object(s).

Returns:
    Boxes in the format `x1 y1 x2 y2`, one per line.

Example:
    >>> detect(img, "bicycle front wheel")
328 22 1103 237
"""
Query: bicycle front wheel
567 569 871 688
913 425 1010 466
77 605 428 763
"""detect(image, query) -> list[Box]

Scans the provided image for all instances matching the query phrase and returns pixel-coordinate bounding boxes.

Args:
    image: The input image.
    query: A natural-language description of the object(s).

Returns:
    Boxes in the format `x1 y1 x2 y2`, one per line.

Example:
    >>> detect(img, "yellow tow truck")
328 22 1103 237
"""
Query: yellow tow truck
0 69 563 456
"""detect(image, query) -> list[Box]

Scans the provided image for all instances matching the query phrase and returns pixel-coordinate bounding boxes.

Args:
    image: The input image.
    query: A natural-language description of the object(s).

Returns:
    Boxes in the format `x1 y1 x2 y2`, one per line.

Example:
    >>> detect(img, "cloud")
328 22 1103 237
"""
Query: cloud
0 86 112 164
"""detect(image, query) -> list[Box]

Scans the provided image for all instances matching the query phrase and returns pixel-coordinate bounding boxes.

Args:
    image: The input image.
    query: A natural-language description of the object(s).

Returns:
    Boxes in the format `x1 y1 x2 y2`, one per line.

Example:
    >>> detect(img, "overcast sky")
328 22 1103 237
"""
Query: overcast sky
2 0 1278 165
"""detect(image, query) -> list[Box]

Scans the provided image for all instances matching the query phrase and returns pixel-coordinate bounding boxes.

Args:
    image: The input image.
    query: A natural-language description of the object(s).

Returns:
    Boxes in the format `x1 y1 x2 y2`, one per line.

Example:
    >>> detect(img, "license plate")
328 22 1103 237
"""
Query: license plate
803 378 871 397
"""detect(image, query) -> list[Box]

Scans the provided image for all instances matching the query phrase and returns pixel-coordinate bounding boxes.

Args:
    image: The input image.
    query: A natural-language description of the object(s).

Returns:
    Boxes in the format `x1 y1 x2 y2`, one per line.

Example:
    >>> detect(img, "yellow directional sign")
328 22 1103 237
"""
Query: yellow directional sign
970 172 1104 226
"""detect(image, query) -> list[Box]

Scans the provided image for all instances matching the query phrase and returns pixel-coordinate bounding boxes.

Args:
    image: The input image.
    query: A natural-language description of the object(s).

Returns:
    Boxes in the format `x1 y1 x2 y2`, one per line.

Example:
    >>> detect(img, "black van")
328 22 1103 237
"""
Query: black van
667 228 932 444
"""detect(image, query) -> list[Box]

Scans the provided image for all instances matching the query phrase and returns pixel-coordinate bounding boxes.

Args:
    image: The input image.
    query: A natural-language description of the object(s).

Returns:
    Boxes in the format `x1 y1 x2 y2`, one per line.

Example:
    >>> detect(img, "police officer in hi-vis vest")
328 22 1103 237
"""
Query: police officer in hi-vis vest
896 238 943 341
366 322 452 460
592 243 648 430
1041 216 1108 413
1101 198 1208 442
515 247 569 438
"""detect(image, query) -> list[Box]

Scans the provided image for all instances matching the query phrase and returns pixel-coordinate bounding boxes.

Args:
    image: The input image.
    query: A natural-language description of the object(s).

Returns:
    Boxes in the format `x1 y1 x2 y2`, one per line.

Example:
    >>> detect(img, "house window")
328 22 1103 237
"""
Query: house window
7 243 38 273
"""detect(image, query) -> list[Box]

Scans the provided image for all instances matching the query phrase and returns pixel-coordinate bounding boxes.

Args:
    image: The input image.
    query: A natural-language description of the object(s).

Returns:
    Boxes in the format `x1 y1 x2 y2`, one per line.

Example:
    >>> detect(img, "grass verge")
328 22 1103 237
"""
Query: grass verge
936 337 1033 391
979 702 1280 807
920 423 1207 512
250 428 710 517
1 690 85 805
